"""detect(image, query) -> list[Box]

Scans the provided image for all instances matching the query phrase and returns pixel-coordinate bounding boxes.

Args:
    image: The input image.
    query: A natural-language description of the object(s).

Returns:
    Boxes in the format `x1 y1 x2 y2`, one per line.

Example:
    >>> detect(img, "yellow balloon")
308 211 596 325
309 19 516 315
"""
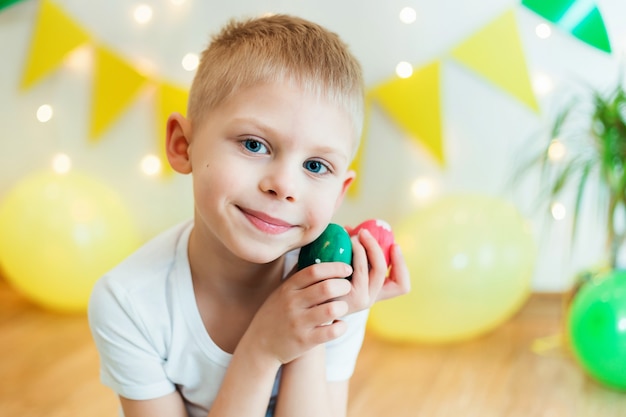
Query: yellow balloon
0 171 141 313
369 194 536 343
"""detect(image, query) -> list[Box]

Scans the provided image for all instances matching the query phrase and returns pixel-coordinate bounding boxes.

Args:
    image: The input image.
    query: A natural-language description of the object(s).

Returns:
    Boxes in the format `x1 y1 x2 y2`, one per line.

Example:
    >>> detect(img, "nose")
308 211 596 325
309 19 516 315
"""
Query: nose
259 162 298 202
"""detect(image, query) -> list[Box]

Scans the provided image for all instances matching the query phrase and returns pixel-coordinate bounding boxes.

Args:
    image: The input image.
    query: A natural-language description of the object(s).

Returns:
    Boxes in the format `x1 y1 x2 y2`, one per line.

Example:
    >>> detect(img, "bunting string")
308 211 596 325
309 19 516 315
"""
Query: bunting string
16 0 613 183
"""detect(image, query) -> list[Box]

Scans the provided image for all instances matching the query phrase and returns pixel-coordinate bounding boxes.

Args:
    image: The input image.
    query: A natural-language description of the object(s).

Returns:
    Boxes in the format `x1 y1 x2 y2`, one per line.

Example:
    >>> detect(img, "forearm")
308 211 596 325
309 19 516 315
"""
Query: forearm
207 340 281 417
274 345 347 417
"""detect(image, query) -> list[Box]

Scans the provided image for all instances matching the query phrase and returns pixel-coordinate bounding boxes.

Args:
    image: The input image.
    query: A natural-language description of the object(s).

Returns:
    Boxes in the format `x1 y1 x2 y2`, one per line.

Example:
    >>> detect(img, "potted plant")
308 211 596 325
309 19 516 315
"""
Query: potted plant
524 79 626 270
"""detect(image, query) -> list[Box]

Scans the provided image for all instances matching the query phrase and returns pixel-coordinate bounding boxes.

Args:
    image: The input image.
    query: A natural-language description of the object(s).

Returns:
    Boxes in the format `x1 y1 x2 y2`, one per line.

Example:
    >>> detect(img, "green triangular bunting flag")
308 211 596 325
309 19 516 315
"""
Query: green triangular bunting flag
522 0 611 53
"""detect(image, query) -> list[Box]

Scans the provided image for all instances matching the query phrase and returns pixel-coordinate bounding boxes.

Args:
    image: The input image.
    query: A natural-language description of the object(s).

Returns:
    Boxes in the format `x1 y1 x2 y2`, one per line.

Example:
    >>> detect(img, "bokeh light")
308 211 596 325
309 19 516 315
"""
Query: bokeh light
37 104 53 123
65 46 92 72
550 201 566 220
535 23 552 39
533 72 555 96
411 176 437 204
52 153 72 174
182 53 199 71
396 61 414 79
140 154 162 176
399 7 417 24
548 139 566 162
133 4 153 25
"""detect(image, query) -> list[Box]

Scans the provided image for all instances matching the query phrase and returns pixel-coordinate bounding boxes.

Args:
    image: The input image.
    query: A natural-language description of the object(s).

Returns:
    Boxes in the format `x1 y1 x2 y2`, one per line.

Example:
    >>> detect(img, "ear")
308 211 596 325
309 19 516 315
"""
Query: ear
335 170 356 210
166 112 193 174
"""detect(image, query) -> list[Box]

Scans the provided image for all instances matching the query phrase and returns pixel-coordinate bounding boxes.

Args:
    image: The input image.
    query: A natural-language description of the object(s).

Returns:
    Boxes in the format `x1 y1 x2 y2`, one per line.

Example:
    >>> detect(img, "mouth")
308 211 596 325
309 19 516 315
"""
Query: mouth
238 206 295 235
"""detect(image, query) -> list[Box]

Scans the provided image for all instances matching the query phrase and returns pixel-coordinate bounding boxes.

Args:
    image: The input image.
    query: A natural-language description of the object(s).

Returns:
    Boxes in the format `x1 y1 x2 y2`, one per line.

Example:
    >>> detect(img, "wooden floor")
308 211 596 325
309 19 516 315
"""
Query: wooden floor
2 277 626 417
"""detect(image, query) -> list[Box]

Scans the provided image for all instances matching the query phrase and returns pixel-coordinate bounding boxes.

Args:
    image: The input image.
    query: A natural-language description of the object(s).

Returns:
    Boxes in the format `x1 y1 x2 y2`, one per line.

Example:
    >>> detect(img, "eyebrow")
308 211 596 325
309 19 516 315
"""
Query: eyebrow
231 117 278 138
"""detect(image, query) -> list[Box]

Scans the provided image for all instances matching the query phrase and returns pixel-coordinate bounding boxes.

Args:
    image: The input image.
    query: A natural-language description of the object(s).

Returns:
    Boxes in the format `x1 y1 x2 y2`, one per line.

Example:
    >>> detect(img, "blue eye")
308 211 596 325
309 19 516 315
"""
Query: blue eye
243 139 268 154
304 160 329 174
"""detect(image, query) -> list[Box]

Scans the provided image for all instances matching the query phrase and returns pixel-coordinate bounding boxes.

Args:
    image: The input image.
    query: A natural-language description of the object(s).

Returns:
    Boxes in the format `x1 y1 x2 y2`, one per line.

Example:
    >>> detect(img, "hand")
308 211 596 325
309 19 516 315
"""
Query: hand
341 229 411 314
240 262 353 366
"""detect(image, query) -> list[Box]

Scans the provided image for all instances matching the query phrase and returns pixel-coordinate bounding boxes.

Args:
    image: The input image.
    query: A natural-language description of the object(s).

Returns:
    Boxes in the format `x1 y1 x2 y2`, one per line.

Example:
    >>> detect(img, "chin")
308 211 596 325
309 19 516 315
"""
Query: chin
236 244 289 265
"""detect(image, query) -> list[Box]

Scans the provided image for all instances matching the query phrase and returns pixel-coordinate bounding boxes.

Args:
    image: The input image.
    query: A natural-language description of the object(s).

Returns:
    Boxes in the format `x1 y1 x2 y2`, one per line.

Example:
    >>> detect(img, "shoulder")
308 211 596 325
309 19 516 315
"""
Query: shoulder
88 220 193 343
92 220 192 296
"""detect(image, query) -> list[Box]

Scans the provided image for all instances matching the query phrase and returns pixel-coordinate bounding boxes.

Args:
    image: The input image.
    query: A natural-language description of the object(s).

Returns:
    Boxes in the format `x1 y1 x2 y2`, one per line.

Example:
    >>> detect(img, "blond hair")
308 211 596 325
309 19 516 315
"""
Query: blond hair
187 14 365 146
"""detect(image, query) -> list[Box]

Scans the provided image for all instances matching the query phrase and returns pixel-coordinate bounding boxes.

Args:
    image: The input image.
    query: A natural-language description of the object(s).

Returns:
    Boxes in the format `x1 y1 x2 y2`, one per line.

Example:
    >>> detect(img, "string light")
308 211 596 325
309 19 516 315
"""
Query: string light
181 53 199 71
411 176 437 203
133 4 153 25
52 153 72 174
550 202 566 220
532 72 554 96
37 104 53 123
140 154 162 176
548 139 566 161
133 57 157 78
399 7 417 24
395 61 413 78
65 46 91 72
535 23 552 39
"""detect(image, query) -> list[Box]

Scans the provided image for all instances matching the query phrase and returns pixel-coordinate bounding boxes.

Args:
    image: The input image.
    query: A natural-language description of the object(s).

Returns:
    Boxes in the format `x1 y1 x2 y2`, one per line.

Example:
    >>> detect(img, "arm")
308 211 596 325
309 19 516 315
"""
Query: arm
207 261 355 417
274 345 348 417
120 352 348 417
119 392 187 417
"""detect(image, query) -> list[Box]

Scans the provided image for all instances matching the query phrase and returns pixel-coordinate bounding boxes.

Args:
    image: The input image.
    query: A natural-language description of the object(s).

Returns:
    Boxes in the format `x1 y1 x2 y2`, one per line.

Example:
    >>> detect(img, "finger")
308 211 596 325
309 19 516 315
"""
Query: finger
300 277 352 308
358 229 387 293
309 319 348 345
349 233 368 292
378 243 411 301
289 262 353 290
307 299 349 328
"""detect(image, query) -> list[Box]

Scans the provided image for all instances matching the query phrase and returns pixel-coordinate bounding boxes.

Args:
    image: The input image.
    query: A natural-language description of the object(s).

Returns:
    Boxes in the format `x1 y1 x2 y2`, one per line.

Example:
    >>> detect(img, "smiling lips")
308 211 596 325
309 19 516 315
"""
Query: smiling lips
240 207 294 235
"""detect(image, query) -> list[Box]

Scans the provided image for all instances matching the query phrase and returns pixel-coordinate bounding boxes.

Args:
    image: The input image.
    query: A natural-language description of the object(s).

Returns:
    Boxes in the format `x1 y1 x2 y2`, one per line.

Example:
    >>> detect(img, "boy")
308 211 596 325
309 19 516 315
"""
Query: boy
88 14 410 417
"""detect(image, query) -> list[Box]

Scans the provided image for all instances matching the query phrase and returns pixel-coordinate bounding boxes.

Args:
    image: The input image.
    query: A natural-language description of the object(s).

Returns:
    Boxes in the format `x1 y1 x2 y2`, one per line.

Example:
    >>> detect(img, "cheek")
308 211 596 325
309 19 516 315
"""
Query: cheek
192 160 244 205
301 183 344 226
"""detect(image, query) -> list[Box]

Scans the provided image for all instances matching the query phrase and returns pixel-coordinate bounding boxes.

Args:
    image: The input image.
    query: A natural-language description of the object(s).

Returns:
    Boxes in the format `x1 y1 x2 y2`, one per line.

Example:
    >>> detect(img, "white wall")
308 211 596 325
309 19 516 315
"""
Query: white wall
1 0 625 291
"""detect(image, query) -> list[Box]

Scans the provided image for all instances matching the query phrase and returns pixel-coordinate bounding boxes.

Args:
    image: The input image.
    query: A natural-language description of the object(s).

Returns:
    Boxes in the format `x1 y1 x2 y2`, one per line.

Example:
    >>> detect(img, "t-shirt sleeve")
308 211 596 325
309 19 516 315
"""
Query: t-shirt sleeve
88 276 175 400
324 309 369 381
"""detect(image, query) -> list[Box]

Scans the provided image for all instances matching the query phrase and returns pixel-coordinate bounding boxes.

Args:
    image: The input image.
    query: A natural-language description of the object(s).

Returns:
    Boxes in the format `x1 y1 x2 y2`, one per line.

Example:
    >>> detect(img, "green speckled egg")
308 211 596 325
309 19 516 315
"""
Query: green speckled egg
298 223 352 271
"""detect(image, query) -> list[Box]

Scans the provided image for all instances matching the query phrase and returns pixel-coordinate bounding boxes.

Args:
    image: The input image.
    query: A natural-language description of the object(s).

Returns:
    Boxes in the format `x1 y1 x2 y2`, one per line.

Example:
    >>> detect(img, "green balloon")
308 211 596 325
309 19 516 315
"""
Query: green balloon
298 223 352 271
568 270 626 391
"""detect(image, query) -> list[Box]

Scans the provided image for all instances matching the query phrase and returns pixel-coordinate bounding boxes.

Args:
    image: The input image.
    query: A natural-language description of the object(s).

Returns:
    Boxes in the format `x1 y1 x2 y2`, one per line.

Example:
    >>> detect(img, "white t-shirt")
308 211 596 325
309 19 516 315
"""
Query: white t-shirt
88 220 369 417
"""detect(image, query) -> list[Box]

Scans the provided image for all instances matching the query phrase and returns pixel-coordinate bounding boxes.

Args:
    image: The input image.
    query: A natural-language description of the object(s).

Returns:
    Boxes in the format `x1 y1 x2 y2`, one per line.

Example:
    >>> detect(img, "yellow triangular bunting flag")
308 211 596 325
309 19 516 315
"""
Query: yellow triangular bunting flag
155 82 189 175
370 60 444 165
450 9 539 112
21 0 91 89
90 45 148 139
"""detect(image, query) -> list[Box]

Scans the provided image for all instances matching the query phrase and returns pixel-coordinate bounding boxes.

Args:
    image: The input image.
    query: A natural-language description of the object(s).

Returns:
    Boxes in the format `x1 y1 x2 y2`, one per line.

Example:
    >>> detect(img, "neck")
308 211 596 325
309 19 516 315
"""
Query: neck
187 225 286 303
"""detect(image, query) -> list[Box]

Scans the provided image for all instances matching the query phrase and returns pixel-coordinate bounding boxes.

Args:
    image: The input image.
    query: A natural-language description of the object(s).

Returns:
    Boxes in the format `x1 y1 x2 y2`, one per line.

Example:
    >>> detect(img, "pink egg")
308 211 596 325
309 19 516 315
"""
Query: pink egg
349 219 394 266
